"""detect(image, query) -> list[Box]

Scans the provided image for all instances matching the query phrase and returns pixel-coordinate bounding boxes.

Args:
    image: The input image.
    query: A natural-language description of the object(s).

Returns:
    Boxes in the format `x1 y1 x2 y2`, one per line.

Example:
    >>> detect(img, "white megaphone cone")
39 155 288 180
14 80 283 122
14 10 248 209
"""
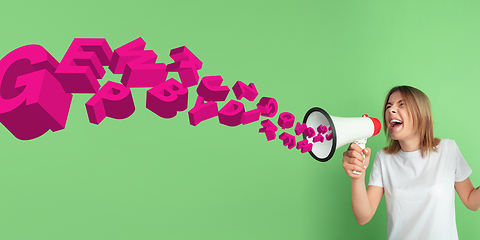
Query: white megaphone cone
302 107 381 162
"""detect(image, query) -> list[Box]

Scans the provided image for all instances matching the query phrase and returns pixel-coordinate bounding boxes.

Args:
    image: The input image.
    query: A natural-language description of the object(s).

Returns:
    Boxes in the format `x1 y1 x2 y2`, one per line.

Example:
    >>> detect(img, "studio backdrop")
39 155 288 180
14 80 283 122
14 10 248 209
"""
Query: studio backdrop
0 0 479 239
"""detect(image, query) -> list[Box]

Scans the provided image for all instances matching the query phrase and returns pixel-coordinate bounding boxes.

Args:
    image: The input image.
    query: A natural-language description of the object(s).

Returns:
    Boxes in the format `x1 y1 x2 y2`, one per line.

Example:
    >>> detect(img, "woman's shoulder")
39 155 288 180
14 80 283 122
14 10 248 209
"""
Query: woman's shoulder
435 139 462 155
437 138 457 148
375 148 388 159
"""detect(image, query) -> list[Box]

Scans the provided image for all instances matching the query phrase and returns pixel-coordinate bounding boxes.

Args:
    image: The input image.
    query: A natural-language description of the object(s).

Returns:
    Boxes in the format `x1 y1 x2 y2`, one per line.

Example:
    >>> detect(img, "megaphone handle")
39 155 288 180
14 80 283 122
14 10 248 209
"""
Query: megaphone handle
353 138 367 175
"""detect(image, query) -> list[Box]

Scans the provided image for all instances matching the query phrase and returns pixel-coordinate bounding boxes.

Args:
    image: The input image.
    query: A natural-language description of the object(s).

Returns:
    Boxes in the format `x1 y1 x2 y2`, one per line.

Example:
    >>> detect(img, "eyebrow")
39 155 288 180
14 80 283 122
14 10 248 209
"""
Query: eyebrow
386 99 404 105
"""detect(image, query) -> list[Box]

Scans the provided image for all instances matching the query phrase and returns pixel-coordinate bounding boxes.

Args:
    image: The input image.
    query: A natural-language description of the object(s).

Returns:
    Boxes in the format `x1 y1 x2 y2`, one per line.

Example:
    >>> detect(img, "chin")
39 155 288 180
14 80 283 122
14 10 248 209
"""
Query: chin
388 133 400 141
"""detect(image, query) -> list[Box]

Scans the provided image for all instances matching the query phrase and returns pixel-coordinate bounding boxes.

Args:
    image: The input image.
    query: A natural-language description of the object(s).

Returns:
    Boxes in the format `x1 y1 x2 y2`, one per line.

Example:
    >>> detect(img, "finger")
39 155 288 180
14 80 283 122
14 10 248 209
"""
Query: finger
345 167 359 178
348 143 363 153
344 150 365 162
346 157 365 168
363 147 372 168
347 171 360 178
363 147 371 158
350 158 366 172
343 162 362 178
355 158 366 169
345 163 364 174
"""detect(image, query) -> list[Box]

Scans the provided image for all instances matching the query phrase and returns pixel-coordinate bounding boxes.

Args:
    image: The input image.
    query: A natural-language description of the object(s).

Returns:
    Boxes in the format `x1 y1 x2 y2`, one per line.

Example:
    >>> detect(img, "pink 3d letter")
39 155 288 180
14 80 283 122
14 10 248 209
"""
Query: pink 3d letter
169 46 203 69
296 139 313 153
304 127 315 138
241 108 261 125
326 132 333 141
109 37 167 88
196 75 230 101
278 112 295 129
279 132 296 149
256 97 278 118
313 134 324 143
166 46 202 88
188 96 218 126
317 125 327 135
232 81 258 101
85 81 135 125
325 126 333 141
0 45 72 140
55 38 112 93
294 122 307 135
218 100 245 127
146 78 188 118
259 119 278 141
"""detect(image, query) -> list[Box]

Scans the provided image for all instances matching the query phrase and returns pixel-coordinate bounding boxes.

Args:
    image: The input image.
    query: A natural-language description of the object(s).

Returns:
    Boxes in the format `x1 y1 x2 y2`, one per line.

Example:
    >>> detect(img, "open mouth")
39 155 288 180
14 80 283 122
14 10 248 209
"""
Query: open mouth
389 119 403 130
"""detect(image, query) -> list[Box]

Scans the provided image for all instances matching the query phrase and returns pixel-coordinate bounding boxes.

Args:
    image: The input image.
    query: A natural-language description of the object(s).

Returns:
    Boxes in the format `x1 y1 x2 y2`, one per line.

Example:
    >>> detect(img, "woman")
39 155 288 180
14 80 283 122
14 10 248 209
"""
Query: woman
342 85 479 239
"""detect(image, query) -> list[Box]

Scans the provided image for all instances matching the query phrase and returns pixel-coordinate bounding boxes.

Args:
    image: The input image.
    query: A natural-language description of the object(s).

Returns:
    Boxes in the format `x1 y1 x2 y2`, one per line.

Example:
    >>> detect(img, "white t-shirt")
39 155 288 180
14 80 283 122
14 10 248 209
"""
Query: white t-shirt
368 139 472 240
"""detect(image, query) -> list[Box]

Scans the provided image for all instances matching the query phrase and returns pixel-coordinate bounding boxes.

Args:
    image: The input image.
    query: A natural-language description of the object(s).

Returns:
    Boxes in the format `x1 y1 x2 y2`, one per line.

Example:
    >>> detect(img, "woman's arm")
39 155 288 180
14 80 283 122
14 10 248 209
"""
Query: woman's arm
351 177 384 225
455 177 480 211
343 143 384 225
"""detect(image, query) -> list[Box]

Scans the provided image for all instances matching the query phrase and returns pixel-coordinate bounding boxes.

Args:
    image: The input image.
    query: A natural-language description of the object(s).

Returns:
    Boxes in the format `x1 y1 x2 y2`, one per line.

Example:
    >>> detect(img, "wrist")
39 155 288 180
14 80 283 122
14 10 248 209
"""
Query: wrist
351 175 366 184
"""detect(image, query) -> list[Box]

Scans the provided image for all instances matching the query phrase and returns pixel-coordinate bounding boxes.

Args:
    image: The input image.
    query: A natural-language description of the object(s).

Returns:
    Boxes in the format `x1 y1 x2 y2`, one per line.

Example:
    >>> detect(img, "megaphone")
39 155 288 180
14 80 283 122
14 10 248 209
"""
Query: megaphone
302 107 381 162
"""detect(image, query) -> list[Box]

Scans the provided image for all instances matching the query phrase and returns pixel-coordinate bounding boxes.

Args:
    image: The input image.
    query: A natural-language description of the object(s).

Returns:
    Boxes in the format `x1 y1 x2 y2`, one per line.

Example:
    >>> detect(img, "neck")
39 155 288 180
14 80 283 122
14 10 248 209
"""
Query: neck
399 136 421 152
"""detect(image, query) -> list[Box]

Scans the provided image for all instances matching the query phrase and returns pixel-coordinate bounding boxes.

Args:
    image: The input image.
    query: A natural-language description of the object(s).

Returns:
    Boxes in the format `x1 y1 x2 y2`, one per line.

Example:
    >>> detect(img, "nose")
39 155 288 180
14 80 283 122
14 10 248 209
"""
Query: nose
389 106 397 114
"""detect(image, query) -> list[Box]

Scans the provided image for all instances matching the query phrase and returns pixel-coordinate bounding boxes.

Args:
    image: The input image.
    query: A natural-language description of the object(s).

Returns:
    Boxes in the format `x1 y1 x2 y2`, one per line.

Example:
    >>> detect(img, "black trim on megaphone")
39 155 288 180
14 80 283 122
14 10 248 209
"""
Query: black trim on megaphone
303 107 337 162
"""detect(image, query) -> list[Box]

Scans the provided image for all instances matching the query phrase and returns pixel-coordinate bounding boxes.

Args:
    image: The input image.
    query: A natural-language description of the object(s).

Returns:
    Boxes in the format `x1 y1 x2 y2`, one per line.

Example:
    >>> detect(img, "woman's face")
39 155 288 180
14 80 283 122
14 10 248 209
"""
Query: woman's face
385 91 418 143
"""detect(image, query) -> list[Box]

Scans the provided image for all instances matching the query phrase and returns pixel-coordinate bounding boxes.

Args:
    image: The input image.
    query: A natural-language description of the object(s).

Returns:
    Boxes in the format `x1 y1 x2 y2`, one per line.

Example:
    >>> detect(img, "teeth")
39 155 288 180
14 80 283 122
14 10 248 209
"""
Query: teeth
390 119 403 124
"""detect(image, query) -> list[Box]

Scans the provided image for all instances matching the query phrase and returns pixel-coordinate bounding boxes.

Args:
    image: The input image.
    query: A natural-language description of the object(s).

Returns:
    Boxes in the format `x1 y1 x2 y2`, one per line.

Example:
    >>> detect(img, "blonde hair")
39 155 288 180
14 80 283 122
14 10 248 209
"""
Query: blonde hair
383 86 440 157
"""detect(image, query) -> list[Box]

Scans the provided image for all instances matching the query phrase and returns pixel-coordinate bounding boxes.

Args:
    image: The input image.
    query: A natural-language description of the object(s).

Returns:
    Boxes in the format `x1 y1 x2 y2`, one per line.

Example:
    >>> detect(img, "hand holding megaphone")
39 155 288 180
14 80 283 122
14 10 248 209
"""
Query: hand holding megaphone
302 107 381 162
343 142 372 178
352 138 367 175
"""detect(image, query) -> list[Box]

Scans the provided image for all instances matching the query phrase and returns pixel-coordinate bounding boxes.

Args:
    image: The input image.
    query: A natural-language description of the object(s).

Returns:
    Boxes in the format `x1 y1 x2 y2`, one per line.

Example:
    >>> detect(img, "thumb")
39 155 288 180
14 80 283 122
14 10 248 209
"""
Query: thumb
363 147 372 168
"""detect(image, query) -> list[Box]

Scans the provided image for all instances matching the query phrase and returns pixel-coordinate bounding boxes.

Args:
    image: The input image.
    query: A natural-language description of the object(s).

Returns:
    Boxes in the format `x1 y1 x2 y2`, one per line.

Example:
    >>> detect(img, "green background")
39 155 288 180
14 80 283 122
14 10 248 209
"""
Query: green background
1 0 479 239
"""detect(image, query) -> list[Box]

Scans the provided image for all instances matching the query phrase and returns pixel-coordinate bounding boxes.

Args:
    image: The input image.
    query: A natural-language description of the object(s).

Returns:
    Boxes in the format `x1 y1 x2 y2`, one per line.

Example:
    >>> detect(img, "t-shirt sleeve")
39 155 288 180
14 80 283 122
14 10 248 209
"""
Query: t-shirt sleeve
368 151 383 187
452 140 472 182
